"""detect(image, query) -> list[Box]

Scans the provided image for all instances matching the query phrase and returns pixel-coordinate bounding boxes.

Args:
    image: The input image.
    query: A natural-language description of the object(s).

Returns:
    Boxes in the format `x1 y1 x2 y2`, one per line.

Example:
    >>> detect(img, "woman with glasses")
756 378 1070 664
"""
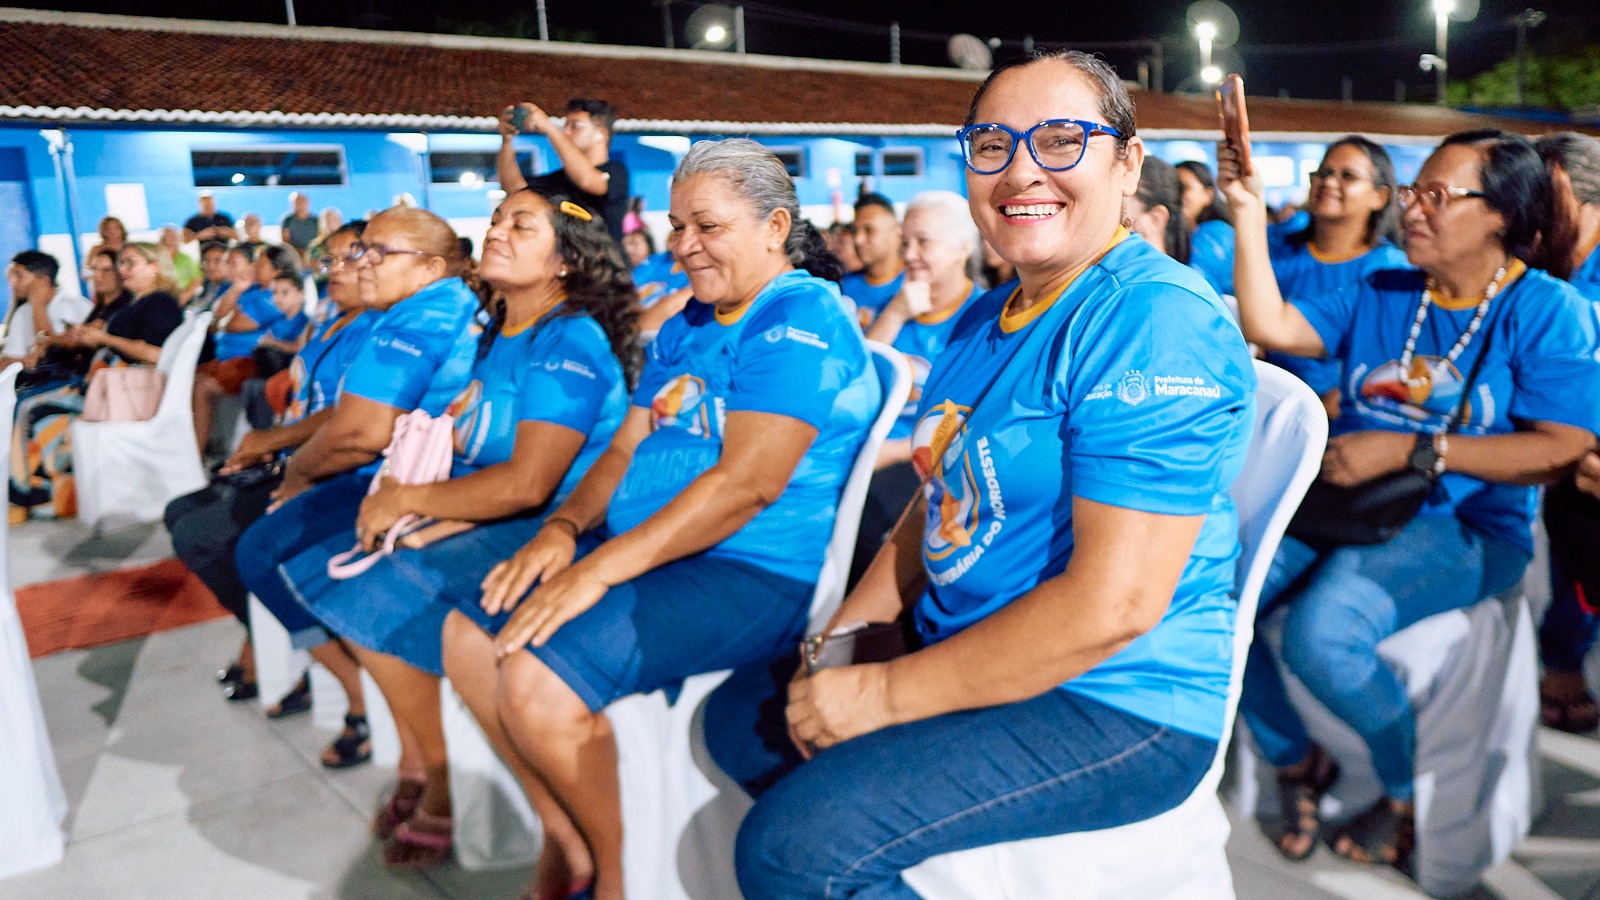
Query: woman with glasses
439 138 878 900
235 207 483 764
164 221 371 713
275 190 638 869
701 51 1256 898
1236 136 1407 415
10 243 183 516
1221 129 1600 871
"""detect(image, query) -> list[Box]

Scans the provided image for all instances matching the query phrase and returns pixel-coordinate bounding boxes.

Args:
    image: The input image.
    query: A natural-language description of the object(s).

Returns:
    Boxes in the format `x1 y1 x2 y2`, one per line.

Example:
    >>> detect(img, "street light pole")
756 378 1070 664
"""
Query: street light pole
1433 0 1453 105
1194 20 1221 87
1509 8 1546 106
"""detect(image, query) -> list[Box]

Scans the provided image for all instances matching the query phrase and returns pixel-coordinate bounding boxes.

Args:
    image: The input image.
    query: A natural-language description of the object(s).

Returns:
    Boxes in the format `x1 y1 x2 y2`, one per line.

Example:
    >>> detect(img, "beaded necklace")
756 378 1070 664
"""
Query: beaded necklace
1398 262 1509 392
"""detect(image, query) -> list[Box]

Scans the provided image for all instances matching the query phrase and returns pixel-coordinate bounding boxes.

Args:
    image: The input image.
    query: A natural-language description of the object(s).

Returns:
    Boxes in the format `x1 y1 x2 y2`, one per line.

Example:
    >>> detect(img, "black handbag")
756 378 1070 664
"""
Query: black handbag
1286 307 1498 549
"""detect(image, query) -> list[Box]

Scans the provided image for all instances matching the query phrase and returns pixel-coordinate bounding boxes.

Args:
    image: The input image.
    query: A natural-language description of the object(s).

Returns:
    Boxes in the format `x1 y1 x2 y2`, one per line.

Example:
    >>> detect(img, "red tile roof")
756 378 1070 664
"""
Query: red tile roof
0 9 1591 139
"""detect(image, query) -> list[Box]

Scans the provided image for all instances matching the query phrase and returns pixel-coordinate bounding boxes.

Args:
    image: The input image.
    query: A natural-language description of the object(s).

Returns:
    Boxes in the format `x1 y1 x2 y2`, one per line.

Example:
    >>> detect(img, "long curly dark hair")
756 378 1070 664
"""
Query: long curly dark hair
482 188 642 386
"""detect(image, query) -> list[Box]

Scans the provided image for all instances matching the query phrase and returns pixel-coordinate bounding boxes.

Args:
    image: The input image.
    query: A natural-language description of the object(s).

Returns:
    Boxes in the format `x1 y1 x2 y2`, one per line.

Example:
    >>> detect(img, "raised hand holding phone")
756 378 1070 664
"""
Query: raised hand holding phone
1216 74 1252 178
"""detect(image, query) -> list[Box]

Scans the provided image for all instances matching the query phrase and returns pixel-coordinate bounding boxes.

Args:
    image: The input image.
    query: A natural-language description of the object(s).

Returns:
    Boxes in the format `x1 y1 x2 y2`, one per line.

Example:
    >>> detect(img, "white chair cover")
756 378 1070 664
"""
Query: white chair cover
901 360 1327 899
0 362 70 880
436 342 912 881
1231 586 1540 898
248 594 311 715
70 312 211 529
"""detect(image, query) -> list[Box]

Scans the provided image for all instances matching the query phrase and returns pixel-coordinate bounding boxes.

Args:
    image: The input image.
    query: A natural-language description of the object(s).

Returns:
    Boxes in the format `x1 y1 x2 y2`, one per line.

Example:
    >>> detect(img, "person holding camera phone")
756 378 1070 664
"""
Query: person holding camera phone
1222 128 1600 870
498 98 631 246
700 51 1256 898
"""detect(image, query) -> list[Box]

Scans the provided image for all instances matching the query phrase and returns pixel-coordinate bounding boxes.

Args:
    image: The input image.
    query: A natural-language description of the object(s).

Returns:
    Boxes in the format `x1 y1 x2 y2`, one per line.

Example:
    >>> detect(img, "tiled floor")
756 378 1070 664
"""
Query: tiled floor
4 517 1600 899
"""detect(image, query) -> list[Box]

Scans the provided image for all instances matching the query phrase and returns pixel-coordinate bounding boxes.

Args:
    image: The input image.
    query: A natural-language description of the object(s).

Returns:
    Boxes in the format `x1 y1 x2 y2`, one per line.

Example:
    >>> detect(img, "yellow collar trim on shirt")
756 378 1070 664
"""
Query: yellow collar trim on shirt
864 264 904 288
1306 240 1372 265
999 226 1129 334
714 297 756 326
1430 259 1526 311
915 280 974 326
501 296 565 337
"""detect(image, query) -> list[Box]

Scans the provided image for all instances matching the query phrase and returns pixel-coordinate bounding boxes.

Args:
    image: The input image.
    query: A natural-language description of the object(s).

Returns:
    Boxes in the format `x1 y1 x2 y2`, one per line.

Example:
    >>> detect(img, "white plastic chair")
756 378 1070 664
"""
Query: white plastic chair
70 312 211 529
899 359 1327 900
1231 561 1540 896
0 362 70 879
435 341 912 878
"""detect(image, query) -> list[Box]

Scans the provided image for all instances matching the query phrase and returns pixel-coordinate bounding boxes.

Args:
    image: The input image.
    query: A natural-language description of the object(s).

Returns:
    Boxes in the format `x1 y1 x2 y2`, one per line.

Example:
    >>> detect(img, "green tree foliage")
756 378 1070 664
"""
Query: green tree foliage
1450 44 1600 111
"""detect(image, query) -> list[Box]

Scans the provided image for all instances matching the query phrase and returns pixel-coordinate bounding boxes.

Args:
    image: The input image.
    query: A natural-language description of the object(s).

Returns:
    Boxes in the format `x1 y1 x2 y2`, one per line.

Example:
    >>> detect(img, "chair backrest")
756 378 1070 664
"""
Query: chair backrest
1203 360 1326 785
153 311 212 421
806 341 913 632
0 363 18 588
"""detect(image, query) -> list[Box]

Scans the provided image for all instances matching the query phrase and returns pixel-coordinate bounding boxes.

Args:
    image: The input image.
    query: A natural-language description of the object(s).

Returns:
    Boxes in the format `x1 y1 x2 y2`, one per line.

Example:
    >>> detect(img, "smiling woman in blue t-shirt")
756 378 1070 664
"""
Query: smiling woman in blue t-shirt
1224 129 1600 871
437 138 879 900
702 51 1256 899
278 189 638 867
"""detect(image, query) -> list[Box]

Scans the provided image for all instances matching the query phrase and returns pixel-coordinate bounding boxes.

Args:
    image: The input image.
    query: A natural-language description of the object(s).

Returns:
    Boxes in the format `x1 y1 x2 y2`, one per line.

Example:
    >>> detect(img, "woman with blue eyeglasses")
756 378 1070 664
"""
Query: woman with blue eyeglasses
702 50 1256 898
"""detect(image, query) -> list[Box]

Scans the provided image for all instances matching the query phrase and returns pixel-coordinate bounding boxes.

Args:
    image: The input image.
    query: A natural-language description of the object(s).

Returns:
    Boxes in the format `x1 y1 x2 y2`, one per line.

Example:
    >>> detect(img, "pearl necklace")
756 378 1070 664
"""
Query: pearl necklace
1398 262 1509 391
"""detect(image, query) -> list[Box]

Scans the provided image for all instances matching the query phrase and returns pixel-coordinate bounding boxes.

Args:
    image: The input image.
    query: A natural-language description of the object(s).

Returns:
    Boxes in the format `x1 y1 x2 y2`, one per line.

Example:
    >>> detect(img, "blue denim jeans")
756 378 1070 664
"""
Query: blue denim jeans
1240 514 1528 800
1539 556 1599 673
704 657 1217 900
234 470 368 649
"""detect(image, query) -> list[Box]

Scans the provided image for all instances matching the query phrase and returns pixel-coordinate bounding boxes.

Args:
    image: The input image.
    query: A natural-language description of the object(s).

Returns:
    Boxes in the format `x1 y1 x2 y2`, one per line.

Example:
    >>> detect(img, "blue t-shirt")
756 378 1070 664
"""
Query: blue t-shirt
284 311 377 426
269 310 310 342
912 235 1256 741
338 276 481 420
1294 265 1600 553
1264 233 1408 397
445 313 628 505
215 286 286 359
841 269 906 328
609 270 881 583
633 252 690 310
887 281 985 441
1189 219 1236 298
1572 243 1600 301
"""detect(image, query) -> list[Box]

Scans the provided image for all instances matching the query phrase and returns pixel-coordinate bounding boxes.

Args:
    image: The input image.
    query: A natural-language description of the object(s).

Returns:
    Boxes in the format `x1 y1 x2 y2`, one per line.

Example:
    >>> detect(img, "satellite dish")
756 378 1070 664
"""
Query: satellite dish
1186 0 1240 50
948 33 993 71
687 4 736 51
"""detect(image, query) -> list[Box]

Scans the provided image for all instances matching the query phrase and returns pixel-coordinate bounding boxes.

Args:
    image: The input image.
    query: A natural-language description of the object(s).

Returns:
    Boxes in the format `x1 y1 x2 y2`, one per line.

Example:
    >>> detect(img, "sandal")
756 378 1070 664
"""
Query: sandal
371 774 426 838
321 713 372 769
384 809 453 869
1331 798 1415 873
265 673 312 719
1541 673 1600 734
1273 743 1340 861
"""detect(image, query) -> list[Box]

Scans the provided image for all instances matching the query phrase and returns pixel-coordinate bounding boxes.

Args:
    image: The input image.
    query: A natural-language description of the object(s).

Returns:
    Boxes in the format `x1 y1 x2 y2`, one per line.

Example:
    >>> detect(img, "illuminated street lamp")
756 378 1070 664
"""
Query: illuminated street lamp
1195 20 1218 83
1432 0 1453 104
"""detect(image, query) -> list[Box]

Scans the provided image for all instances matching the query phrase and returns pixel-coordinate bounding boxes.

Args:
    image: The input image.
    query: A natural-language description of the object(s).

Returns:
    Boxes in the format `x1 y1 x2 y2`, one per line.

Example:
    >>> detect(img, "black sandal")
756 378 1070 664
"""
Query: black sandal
1273 744 1340 861
322 713 372 769
266 673 312 719
1331 798 1415 874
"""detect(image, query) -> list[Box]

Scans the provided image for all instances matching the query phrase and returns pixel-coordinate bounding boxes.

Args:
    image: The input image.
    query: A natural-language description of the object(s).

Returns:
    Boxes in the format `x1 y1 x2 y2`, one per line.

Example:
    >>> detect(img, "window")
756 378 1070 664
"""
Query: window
881 149 924 178
770 148 807 179
429 150 538 186
855 150 874 178
190 146 346 187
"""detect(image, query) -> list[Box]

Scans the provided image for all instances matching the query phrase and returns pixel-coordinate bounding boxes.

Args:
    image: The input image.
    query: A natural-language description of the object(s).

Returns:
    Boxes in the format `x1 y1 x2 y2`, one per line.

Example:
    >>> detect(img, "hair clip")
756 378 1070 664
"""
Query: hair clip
558 201 593 222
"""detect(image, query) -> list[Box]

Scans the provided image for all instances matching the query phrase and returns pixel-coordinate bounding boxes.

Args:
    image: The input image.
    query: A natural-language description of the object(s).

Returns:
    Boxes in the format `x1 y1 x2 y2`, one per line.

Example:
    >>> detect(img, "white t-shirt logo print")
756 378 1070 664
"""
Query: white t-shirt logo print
1117 370 1149 405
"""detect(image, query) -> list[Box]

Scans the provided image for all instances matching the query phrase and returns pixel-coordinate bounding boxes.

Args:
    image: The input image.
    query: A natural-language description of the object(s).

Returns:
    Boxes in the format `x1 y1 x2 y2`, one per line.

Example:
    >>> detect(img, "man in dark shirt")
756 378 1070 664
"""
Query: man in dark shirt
497 97 631 245
279 192 319 254
183 191 237 244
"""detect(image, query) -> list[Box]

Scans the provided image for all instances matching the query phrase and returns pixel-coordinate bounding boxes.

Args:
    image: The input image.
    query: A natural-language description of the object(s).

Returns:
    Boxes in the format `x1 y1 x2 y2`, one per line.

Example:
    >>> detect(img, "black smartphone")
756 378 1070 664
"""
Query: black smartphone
508 106 530 133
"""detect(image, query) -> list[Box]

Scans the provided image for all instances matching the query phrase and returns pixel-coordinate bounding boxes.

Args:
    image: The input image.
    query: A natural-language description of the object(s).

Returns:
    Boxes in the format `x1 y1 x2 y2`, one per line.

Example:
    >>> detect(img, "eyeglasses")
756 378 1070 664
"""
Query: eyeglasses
347 241 432 266
314 253 356 275
1397 183 1486 213
1310 168 1375 185
955 119 1124 176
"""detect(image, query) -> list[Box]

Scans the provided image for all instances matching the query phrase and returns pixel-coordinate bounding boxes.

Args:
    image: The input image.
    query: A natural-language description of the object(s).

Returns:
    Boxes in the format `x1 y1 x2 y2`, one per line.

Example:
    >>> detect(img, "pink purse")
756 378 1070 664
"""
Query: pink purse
81 366 165 422
326 409 456 579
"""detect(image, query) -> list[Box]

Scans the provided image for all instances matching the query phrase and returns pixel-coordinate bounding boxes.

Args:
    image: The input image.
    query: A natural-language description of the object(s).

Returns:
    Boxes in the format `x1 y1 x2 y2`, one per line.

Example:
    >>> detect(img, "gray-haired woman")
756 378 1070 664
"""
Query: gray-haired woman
438 138 881 900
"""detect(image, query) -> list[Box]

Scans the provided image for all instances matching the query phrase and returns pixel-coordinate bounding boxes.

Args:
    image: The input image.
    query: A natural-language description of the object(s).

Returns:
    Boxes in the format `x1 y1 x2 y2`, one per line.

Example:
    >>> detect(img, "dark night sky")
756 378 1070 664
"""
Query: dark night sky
16 0 1600 102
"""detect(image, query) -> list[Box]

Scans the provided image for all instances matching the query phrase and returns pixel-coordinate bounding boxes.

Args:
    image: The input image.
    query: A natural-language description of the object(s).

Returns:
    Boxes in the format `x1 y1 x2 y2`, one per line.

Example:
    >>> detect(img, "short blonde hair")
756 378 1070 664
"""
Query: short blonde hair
121 241 179 295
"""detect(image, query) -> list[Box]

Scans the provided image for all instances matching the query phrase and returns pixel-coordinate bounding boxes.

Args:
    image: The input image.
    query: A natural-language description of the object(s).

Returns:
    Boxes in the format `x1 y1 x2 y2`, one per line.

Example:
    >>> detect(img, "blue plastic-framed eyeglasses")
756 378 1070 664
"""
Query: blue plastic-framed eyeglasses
955 119 1125 175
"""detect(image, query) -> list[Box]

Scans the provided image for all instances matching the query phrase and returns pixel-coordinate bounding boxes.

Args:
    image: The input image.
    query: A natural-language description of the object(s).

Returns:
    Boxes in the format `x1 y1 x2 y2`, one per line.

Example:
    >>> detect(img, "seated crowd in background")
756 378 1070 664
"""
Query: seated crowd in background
5 65 1599 900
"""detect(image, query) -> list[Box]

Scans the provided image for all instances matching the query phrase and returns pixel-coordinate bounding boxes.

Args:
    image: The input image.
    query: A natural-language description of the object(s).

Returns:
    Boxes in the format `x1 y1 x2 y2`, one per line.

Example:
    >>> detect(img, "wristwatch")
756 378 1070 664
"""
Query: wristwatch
1409 432 1447 477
